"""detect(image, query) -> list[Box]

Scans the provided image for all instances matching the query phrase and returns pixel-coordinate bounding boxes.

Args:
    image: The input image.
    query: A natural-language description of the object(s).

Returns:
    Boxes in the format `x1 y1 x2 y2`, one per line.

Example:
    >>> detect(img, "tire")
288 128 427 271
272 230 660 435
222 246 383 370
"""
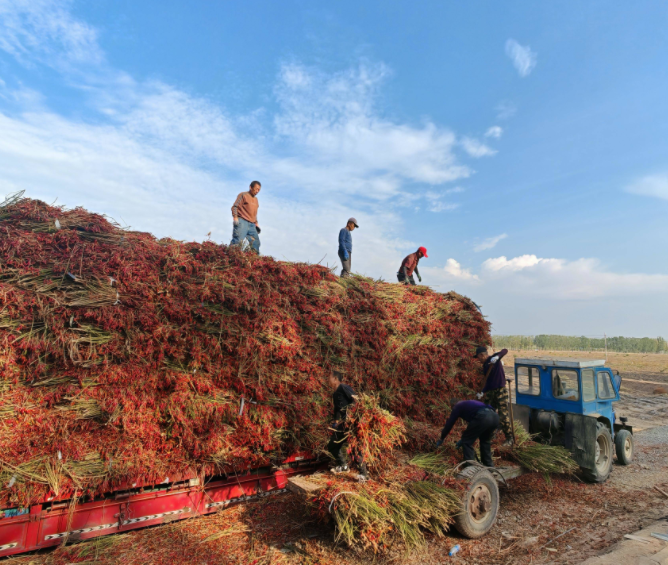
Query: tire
581 422 614 483
615 429 633 465
453 468 500 539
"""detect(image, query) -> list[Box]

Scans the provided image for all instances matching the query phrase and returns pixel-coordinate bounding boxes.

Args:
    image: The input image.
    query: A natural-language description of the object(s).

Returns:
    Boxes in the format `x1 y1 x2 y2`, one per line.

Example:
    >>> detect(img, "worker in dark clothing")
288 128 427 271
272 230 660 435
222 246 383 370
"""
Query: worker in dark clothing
397 247 428 285
338 218 358 278
435 400 499 467
327 371 367 477
476 346 513 445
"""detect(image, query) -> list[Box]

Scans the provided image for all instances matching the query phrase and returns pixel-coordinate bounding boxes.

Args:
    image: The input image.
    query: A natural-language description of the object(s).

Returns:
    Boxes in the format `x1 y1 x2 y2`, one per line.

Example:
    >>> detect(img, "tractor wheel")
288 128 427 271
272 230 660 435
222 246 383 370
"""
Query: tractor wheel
614 429 634 465
453 467 499 539
582 422 613 483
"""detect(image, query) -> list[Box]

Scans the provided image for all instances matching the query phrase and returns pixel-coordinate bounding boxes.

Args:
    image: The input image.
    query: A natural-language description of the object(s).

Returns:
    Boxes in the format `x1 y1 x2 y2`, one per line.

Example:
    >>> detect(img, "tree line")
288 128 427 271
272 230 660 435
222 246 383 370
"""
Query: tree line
493 334 668 354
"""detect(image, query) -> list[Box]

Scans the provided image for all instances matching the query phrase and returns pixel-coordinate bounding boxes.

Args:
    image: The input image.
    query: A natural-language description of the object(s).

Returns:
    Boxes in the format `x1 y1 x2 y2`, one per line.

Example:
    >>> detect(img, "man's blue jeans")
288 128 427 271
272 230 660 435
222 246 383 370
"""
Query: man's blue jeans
230 218 260 253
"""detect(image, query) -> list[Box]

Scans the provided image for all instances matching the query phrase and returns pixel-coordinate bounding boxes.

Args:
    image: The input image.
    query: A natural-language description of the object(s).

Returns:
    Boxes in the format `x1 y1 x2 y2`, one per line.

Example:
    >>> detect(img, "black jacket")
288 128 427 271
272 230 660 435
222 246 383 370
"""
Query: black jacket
332 383 356 421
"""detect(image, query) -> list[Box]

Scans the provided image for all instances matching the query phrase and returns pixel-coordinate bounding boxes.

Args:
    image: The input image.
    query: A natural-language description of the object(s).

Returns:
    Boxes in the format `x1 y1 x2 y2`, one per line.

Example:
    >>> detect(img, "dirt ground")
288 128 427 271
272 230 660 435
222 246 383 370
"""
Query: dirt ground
7 351 668 565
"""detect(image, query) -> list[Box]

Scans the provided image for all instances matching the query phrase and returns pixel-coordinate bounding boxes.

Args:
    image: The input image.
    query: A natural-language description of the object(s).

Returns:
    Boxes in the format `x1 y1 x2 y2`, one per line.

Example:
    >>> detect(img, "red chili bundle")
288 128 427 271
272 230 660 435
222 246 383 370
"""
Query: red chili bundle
0 195 490 507
345 393 406 469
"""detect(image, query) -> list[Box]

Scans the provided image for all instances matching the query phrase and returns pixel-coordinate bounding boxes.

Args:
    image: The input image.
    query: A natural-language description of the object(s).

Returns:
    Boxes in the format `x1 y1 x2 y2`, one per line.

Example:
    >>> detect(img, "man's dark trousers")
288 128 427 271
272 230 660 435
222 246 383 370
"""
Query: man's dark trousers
397 272 416 285
328 427 348 466
460 408 499 467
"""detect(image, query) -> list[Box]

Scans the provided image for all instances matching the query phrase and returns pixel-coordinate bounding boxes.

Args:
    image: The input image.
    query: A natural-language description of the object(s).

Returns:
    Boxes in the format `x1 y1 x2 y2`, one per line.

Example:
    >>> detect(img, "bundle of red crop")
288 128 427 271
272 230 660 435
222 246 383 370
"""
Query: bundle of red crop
345 393 406 469
0 194 490 507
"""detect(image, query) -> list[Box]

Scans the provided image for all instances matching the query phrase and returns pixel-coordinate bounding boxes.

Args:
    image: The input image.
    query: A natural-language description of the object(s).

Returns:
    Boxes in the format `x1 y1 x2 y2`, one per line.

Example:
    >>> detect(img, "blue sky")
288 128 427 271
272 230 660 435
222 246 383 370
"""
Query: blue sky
0 0 666 337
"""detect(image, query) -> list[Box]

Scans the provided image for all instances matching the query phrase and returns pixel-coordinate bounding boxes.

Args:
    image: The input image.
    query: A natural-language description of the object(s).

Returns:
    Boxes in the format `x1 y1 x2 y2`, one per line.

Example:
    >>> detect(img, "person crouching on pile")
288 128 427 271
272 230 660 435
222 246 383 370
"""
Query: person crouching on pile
476 346 514 446
435 399 499 468
327 371 368 478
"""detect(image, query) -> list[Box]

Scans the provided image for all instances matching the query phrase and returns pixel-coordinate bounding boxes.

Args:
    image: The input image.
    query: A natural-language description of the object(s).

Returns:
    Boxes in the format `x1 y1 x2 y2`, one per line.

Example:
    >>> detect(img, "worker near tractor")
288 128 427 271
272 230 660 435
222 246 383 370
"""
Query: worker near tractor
338 217 359 278
230 181 262 253
327 371 368 478
435 399 499 467
476 346 514 446
397 247 428 285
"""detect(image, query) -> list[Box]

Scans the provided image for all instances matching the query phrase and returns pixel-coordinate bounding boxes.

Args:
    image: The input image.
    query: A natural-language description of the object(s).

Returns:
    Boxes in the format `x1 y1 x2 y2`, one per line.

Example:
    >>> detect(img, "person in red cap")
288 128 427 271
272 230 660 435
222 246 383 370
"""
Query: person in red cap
397 247 428 285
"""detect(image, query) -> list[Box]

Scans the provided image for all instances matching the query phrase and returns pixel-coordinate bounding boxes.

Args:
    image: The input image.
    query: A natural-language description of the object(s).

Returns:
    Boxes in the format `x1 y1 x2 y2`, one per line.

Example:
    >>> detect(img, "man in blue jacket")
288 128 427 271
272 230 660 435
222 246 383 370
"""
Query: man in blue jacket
338 218 358 277
435 399 499 467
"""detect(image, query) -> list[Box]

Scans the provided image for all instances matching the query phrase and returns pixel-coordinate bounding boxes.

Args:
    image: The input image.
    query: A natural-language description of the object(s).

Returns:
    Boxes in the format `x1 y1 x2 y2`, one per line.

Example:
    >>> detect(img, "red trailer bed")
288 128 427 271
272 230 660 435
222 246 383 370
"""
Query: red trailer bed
0 453 322 557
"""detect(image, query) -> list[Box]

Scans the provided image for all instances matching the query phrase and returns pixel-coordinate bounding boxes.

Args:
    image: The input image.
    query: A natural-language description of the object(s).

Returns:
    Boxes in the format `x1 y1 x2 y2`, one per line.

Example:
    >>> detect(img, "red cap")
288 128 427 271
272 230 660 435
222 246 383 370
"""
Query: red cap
418 246 428 258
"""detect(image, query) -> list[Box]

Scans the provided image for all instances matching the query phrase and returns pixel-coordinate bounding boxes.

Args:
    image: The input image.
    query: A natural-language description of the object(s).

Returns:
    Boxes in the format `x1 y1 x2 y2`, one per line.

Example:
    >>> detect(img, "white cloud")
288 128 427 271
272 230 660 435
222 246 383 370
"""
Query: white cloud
473 233 507 252
424 191 460 213
505 39 537 78
484 126 503 139
480 255 668 300
496 100 517 120
442 259 479 281
272 63 471 194
461 137 497 158
482 254 541 272
625 174 668 200
0 0 103 69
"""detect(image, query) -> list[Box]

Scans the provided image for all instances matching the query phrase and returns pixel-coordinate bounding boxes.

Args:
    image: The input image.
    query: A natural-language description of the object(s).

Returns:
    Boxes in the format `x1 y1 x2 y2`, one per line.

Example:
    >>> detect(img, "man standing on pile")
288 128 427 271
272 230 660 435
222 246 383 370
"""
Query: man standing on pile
338 218 359 277
397 247 428 285
476 346 514 446
327 371 368 478
230 181 262 253
435 399 499 467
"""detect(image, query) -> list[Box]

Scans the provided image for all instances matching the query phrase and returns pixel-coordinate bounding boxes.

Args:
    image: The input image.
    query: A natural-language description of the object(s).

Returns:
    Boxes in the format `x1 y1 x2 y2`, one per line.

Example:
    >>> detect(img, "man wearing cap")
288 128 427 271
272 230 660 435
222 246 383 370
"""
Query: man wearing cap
230 181 262 254
397 247 428 285
476 346 513 446
338 218 358 278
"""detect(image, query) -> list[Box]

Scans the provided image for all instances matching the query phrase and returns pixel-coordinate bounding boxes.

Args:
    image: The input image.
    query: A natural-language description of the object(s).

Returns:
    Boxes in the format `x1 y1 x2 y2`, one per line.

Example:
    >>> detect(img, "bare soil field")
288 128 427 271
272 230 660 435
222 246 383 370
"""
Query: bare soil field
7 352 668 565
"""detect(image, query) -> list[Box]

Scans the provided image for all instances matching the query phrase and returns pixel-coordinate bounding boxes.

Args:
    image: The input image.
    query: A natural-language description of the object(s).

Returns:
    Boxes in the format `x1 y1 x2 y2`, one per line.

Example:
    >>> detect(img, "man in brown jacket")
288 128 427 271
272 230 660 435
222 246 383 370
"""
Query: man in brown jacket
230 181 261 253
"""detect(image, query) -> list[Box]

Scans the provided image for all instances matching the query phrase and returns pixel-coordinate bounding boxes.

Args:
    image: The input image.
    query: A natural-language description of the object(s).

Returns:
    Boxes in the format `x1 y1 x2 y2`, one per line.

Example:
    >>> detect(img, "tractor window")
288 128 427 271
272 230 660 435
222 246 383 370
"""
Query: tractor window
517 366 540 395
582 369 596 402
551 369 579 401
597 372 616 400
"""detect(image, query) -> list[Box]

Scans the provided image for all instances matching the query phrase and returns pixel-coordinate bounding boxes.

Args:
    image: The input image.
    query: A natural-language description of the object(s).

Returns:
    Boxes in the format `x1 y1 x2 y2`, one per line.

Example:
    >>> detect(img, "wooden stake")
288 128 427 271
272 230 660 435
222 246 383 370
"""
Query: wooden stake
507 379 516 445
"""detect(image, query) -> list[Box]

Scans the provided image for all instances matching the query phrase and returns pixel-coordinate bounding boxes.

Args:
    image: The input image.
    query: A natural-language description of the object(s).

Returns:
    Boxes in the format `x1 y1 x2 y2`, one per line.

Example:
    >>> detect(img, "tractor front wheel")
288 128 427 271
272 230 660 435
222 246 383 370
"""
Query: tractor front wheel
615 429 634 465
582 422 613 483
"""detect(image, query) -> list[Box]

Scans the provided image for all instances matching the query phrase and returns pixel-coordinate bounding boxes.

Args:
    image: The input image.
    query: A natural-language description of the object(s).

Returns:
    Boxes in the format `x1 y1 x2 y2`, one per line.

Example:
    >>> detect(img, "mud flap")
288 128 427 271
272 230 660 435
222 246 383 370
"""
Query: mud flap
564 414 597 470
511 404 531 434
613 423 633 434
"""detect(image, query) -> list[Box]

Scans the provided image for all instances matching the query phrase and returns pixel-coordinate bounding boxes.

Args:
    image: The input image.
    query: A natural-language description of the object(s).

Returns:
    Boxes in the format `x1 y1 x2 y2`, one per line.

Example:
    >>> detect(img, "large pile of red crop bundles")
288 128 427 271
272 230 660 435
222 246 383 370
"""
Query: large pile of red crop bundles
0 195 490 507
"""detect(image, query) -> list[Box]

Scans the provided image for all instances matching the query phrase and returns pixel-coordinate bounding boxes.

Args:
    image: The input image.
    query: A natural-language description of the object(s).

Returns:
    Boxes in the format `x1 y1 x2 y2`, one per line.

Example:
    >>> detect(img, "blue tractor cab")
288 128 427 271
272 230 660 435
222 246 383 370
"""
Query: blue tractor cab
511 357 634 482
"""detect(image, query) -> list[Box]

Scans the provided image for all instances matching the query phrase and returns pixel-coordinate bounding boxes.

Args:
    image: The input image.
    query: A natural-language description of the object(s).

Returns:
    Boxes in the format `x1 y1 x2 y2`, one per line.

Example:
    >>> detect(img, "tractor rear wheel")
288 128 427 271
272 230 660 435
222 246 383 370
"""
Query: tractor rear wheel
614 429 633 465
453 467 499 539
582 422 613 483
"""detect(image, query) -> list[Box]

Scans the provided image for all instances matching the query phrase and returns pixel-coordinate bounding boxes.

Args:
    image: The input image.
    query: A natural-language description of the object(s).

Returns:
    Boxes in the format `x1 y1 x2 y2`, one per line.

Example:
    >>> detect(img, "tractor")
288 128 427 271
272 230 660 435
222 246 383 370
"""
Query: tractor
511 357 634 482
450 357 634 539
